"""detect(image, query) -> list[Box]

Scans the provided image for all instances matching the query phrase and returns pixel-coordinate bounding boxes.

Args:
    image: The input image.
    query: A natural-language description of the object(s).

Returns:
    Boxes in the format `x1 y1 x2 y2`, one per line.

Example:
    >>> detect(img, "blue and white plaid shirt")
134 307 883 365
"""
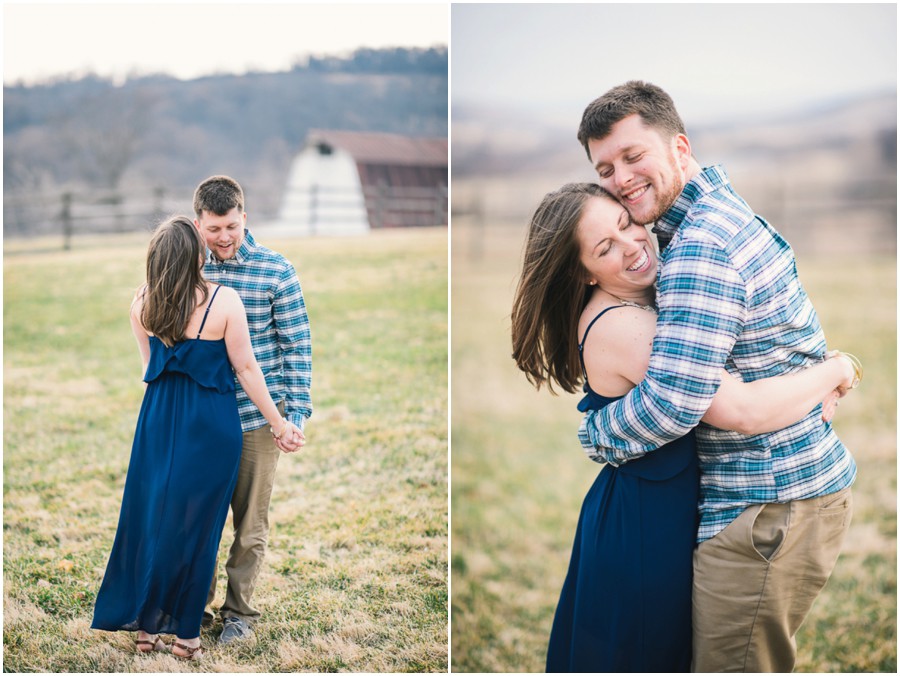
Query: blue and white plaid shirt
578 165 856 542
204 229 313 433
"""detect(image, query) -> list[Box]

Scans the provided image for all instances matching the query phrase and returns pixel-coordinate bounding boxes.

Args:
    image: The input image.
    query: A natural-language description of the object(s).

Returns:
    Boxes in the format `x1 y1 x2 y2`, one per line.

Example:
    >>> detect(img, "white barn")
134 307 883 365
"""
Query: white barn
275 129 448 236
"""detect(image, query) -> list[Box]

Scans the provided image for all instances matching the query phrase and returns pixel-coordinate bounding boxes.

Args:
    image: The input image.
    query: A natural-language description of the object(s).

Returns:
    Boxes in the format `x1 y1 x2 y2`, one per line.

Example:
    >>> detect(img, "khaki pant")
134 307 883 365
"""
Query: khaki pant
692 487 852 672
206 413 282 624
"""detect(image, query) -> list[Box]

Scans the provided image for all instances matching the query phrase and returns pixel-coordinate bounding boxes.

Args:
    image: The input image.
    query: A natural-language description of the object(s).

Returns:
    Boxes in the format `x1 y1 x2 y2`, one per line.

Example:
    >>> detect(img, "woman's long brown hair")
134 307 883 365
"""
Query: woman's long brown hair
511 183 610 394
140 216 209 346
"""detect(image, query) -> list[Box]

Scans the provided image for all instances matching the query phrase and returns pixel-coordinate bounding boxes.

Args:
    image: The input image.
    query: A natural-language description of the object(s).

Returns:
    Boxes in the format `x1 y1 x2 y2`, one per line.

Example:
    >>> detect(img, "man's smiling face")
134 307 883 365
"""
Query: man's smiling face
195 207 247 261
588 114 691 225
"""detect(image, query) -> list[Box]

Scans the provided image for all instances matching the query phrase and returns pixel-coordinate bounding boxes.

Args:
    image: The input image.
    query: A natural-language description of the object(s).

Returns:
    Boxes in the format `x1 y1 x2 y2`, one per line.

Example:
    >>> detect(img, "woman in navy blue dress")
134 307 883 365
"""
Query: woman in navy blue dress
92 216 303 660
510 184 856 672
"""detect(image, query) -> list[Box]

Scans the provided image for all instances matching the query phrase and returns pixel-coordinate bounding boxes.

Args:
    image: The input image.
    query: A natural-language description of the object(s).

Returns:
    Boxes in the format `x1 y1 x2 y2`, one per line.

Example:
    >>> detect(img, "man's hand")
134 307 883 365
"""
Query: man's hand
275 421 305 453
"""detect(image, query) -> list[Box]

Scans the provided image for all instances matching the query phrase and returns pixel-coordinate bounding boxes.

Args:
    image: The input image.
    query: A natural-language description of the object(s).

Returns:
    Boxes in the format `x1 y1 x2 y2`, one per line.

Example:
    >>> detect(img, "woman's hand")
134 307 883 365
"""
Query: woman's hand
825 350 856 394
274 421 305 453
820 389 841 423
821 350 863 422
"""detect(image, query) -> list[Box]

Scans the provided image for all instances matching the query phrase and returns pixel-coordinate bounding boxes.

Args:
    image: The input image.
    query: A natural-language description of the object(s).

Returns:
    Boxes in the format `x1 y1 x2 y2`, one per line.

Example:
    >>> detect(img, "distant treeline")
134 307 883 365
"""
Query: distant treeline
306 46 448 74
4 46 448 226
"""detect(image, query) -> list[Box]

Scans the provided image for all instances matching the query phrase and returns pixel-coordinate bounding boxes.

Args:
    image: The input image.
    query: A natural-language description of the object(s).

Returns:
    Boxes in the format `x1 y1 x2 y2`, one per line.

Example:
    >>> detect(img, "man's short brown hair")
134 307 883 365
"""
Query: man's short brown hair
577 81 687 160
193 175 245 217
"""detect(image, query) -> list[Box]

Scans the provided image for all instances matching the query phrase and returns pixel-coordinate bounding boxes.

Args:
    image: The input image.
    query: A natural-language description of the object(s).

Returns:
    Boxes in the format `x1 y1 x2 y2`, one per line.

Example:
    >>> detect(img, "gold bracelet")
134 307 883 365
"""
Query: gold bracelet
837 351 863 389
271 418 289 439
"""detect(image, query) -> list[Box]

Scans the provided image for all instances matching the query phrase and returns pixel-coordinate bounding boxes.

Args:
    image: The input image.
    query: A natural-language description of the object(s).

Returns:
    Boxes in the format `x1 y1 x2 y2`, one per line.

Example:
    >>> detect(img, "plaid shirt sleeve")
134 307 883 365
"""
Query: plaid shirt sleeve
578 227 748 464
273 264 313 427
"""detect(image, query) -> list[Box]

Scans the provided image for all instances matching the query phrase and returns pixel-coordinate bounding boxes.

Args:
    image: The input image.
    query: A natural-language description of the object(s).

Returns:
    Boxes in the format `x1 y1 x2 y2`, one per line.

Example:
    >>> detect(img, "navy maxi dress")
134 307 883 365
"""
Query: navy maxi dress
92 287 242 639
545 306 700 673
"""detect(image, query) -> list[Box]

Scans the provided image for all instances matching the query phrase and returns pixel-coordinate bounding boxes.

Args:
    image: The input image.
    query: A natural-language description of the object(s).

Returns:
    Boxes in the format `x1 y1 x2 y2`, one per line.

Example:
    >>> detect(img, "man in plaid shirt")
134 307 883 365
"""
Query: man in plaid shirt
575 82 855 672
193 175 313 644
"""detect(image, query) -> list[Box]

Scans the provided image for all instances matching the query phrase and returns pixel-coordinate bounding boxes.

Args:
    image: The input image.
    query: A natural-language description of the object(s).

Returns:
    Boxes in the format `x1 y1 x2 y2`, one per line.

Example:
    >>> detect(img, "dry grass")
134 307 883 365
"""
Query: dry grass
4 227 449 672
450 218 896 673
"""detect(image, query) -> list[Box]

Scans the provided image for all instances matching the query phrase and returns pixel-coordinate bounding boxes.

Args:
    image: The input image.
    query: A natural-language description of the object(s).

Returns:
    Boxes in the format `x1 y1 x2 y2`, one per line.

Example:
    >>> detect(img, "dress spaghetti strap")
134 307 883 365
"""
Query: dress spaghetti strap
196 285 222 339
578 305 626 384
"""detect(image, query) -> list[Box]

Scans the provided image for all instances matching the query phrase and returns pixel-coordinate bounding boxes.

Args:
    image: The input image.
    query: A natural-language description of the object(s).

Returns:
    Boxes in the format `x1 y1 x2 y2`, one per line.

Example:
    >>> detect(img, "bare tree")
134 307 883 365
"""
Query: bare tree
59 87 157 191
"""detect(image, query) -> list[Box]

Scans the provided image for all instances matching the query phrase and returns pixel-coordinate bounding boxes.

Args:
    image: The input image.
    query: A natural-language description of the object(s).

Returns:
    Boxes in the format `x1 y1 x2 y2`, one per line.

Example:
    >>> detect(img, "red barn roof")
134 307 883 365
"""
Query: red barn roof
306 129 447 167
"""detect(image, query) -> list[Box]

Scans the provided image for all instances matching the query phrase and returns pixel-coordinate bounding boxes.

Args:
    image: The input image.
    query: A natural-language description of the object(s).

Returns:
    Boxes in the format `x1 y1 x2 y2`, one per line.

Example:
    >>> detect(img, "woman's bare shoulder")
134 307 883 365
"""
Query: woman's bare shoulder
209 284 246 317
209 283 239 303
580 303 656 353
130 284 147 313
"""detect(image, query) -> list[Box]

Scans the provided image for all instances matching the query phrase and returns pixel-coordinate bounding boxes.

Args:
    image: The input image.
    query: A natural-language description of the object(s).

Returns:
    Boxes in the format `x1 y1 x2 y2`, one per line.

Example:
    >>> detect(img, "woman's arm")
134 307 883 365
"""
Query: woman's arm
702 358 854 435
221 288 304 450
584 306 855 436
130 290 150 388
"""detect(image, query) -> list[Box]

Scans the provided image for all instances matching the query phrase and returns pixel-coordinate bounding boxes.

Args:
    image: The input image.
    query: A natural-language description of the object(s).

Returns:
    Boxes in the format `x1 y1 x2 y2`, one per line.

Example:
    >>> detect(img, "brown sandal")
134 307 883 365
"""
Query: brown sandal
136 635 169 654
173 641 203 660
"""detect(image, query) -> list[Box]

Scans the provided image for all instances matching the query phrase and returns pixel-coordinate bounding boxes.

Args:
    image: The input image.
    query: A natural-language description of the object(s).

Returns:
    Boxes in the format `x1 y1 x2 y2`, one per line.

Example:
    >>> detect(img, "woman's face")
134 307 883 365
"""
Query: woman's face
575 195 658 297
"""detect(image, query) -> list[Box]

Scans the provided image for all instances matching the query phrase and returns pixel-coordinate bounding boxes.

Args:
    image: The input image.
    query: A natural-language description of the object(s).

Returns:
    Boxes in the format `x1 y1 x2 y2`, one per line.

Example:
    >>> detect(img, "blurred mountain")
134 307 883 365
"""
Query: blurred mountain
453 90 896 179
4 46 448 224
452 90 897 255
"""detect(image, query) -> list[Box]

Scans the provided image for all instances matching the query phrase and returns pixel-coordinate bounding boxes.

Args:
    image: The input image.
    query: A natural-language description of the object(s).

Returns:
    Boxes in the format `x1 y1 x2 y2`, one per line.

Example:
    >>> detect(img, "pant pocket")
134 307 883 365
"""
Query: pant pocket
817 488 851 516
751 502 791 561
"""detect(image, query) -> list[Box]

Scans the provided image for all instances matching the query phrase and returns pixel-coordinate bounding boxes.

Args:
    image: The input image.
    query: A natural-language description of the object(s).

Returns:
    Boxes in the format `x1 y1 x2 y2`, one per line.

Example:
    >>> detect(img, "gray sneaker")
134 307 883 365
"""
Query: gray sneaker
218 616 251 645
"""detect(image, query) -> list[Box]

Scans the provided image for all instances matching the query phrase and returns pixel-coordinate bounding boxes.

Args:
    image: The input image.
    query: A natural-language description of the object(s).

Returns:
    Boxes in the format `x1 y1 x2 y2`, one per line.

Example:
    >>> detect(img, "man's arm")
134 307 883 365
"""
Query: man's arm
273 263 313 429
579 233 748 464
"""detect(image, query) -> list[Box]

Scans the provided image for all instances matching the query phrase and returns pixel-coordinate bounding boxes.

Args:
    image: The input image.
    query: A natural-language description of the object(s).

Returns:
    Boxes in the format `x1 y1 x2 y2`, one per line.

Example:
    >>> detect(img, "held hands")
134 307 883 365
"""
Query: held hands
277 422 305 453
271 418 306 453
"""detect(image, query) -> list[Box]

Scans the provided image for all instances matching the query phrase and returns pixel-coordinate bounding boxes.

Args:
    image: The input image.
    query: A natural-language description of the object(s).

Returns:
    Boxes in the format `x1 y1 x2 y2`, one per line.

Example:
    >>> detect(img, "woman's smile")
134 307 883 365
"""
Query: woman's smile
626 247 651 273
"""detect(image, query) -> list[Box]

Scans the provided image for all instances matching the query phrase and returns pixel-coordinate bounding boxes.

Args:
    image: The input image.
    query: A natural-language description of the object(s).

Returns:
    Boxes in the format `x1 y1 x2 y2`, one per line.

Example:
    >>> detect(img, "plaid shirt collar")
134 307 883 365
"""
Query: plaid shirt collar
206 228 255 266
652 165 730 241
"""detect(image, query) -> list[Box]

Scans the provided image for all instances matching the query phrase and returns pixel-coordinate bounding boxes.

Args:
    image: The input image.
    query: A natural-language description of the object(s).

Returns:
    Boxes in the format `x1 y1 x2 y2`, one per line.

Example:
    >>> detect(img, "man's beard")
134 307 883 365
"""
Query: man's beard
627 152 685 225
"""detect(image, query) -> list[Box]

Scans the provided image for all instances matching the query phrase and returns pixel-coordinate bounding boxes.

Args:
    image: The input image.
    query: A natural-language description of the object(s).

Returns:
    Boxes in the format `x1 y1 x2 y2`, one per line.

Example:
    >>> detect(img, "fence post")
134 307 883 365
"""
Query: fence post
112 193 125 232
310 183 318 236
61 192 73 251
153 186 165 220
471 194 484 261
434 186 448 226
376 182 387 229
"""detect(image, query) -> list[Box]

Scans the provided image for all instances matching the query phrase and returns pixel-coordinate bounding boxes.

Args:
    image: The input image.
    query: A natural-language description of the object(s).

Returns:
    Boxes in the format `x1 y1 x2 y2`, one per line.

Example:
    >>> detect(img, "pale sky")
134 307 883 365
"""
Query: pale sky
452 3 897 126
3 2 449 85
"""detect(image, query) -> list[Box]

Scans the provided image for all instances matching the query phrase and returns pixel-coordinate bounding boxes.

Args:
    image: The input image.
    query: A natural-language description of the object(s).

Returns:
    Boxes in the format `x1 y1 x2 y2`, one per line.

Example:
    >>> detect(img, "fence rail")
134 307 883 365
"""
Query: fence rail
362 184 448 228
279 183 448 233
5 182 451 250
4 187 192 249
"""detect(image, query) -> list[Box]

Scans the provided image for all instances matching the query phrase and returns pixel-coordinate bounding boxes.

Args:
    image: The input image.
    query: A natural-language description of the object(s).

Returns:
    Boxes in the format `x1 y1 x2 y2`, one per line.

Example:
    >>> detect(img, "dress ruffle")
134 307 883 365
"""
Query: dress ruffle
144 337 235 394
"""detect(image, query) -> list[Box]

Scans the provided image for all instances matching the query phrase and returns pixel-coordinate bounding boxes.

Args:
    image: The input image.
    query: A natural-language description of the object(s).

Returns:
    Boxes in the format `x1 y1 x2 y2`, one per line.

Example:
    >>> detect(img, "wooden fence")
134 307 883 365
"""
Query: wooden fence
3 187 190 250
280 183 448 233
4 182 449 249
362 183 448 229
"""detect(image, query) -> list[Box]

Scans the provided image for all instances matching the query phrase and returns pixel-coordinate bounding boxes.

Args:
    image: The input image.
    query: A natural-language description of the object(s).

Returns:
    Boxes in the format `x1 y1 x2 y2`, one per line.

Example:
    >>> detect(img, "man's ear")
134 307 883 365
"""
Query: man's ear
673 133 692 172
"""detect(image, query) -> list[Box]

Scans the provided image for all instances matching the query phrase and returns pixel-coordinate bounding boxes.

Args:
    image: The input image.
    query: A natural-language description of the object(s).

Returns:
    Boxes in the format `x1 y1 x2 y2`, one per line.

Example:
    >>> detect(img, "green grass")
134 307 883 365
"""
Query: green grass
450 220 897 673
3 227 448 672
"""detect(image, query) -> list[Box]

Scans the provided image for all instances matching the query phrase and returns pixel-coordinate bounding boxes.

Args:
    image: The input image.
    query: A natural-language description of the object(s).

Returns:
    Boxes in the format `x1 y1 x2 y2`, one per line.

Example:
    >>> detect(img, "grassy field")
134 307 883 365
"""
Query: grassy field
3 227 448 672
450 219 897 673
